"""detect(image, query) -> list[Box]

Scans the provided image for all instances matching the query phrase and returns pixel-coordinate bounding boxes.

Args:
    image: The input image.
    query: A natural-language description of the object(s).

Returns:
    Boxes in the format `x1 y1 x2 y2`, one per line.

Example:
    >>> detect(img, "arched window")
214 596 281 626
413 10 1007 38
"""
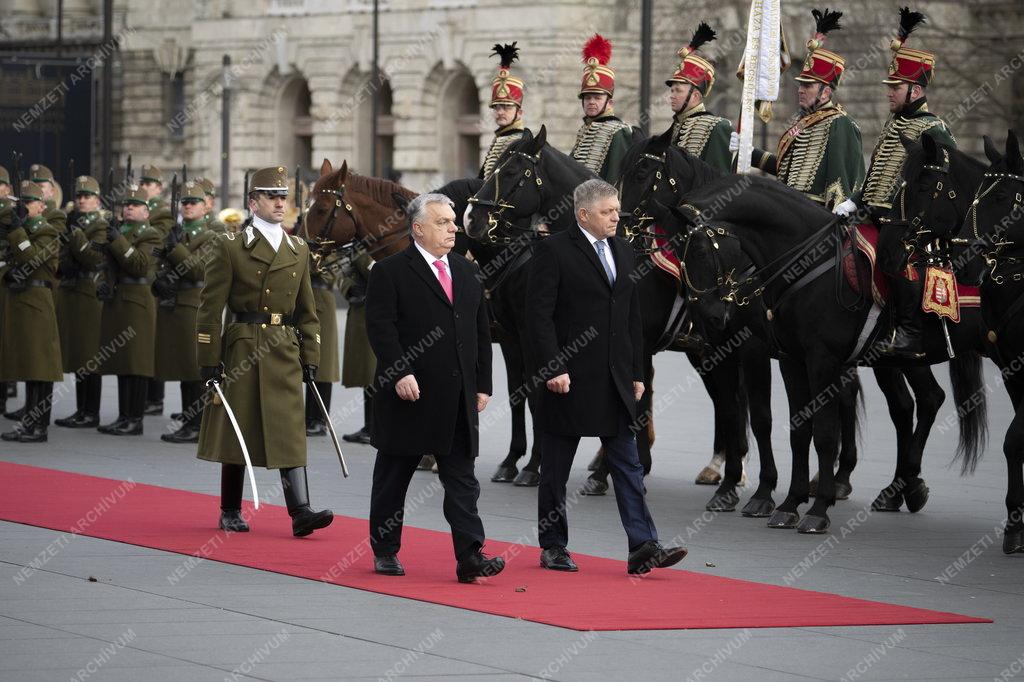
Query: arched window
277 77 312 171
355 75 394 177
438 69 480 182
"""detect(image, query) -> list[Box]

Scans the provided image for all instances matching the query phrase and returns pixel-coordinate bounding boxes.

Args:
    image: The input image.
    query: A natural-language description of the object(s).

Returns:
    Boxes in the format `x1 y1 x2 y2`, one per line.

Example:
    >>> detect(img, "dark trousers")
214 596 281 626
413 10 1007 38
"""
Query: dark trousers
538 409 658 552
369 400 485 561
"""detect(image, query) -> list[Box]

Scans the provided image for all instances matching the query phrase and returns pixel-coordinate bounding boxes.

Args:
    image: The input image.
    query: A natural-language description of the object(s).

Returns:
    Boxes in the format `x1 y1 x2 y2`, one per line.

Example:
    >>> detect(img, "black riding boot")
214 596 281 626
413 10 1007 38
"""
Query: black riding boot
145 378 164 415
57 374 100 428
280 466 334 537
19 381 51 442
342 388 373 444
3 382 24 420
108 376 144 435
162 381 202 443
85 373 102 419
884 277 925 359
219 464 249 532
98 376 128 433
1 382 33 441
305 382 331 437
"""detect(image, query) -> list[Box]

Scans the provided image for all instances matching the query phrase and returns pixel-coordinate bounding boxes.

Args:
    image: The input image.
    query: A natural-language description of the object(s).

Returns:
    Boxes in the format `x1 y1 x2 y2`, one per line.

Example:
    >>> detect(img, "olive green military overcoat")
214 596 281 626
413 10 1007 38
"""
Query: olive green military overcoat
310 265 340 383
56 213 108 373
196 226 320 469
340 252 376 388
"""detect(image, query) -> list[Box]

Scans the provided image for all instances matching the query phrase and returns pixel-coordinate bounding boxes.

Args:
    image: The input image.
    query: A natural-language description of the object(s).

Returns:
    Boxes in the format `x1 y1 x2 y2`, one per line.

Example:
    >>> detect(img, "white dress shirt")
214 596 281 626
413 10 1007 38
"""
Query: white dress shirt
578 225 617 281
252 214 284 252
414 240 451 284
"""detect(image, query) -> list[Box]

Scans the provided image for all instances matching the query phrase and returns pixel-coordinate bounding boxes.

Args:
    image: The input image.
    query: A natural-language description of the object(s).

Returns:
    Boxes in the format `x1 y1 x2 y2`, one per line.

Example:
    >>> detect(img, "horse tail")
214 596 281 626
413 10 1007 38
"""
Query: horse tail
949 351 988 474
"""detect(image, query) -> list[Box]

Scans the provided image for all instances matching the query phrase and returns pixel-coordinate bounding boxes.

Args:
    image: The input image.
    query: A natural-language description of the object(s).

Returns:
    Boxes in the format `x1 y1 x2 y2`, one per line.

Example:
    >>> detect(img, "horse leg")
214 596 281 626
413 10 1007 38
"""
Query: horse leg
869 367 915 512
510 334 541 487
741 340 777 517
768 358 813 529
900 366 945 513
695 355 728 485
491 337 525 482
706 359 746 512
833 373 861 501
1002 380 1024 555
798 356 845 534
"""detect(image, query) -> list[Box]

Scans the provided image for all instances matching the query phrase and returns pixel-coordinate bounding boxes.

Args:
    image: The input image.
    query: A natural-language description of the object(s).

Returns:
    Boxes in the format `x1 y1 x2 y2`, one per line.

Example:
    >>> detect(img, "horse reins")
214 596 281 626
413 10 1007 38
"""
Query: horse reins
466 150 548 246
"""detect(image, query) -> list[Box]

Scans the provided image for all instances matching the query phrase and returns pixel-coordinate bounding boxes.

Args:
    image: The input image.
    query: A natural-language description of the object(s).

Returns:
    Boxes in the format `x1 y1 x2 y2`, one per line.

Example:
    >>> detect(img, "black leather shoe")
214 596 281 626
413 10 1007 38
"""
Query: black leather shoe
578 476 608 496
374 554 405 576
108 418 143 436
627 541 688 575
291 508 334 537
281 466 334 537
4 406 24 421
305 420 328 437
97 416 128 434
456 551 505 583
16 426 48 443
170 411 185 422
219 509 250 532
144 400 164 416
341 427 372 444
540 546 578 572
1 425 25 441
161 422 201 443
56 411 100 428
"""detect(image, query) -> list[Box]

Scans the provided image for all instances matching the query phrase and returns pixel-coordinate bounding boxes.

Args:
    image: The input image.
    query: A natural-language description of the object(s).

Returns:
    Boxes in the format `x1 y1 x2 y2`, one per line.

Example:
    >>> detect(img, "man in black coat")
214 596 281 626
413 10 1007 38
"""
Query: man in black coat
365 193 505 583
526 178 687 575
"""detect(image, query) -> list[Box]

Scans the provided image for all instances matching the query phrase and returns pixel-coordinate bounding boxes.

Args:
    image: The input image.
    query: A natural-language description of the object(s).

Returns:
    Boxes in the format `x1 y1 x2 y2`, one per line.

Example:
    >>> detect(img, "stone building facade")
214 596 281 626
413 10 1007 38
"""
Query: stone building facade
4 0 1022 206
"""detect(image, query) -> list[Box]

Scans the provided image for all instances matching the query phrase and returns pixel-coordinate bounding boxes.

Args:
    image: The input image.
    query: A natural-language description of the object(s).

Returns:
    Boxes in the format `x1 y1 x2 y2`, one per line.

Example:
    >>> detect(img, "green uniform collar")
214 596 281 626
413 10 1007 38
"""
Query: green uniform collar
183 218 206 237
24 215 47 231
122 220 147 236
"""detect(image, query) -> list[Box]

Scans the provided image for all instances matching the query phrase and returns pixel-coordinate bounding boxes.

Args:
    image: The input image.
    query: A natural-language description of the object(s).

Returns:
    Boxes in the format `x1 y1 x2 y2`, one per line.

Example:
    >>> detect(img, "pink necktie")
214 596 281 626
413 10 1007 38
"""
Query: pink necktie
433 259 454 304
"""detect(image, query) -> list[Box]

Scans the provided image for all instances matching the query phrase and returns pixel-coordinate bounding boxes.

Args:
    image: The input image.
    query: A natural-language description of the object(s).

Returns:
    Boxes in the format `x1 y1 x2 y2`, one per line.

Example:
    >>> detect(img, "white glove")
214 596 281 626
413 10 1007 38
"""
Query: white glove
833 198 858 217
728 131 740 153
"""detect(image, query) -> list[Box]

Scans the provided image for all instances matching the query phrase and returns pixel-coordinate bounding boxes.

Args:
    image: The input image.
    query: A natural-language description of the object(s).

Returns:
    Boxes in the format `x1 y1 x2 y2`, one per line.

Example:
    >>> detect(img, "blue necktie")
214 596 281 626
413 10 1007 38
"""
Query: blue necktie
595 240 615 286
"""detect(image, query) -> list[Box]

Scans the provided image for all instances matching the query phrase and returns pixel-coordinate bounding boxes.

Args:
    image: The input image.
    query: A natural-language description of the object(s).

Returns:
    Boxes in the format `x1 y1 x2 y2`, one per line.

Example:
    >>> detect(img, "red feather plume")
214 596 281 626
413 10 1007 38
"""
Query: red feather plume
582 34 612 65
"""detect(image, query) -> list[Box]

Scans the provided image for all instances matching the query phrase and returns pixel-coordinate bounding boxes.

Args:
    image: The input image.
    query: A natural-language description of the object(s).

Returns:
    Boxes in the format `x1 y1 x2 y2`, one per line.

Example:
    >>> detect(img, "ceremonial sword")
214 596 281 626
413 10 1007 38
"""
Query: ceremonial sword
305 380 350 478
208 379 261 508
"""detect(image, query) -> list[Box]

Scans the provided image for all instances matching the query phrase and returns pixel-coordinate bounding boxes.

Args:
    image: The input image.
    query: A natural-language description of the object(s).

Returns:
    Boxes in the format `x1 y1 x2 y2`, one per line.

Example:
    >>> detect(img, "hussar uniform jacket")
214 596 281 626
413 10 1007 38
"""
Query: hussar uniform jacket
669 104 733 174
480 121 530 181
570 114 634 184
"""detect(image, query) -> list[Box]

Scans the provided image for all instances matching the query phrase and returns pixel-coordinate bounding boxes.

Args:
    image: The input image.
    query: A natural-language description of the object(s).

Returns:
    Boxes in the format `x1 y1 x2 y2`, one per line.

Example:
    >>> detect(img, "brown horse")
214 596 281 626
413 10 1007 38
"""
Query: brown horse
301 158 414 265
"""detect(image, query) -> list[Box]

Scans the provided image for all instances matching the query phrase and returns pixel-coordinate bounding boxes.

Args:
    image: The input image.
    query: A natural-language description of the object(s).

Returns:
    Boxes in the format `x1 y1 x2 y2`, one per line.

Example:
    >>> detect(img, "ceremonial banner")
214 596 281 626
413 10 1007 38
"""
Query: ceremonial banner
737 0 782 173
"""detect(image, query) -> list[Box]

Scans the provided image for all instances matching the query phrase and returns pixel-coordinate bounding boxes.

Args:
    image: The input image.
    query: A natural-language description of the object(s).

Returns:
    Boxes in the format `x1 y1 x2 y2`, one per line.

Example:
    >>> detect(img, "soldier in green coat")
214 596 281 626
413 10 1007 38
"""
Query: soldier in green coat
339 251 375 444
196 166 333 537
0 181 63 442
305 256 340 436
155 181 218 443
139 164 172 415
570 35 634 184
197 177 228 233
665 22 733 174
96 185 162 436
0 166 12 415
54 176 109 429
833 7 955 359
737 9 865 209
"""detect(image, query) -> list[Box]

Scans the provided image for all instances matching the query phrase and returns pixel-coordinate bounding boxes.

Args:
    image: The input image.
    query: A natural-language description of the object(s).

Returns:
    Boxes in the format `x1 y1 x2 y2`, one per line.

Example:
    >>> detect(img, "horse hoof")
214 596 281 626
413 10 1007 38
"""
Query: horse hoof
767 510 800 529
417 455 436 471
871 487 903 512
1003 528 1024 555
491 465 519 483
706 490 739 512
835 481 853 501
587 449 604 472
695 466 721 486
741 497 776 518
797 515 831 534
904 478 929 513
578 477 608 496
513 470 541 487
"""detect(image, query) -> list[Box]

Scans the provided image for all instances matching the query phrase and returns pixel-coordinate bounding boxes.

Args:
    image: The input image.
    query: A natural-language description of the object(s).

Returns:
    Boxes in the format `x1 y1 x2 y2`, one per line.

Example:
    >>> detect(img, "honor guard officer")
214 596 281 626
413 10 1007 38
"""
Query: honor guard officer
196 165 333 537
666 22 733 173
0 166 12 414
480 43 531 182
733 8 865 209
54 176 109 428
196 177 228 233
139 164 172 415
833 7 954 358
0 181 63 442
156 181 218 443
570 34 634 184
28 164 68 233
96 185 162 436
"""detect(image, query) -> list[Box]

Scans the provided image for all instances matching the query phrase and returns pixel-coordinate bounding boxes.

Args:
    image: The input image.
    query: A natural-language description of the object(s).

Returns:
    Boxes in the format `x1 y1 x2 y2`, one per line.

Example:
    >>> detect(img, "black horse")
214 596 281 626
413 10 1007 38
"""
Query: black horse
662 147 988 533
958 130 1024 554
464 126 597 485
616 130 776 512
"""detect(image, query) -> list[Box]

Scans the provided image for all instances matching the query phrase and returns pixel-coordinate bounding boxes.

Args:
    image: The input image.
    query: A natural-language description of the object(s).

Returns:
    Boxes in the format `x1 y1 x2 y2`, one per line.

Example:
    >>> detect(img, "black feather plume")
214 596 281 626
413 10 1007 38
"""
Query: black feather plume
490 42 520 69
898 7 926 41
688 22 717 51
811 8 843 36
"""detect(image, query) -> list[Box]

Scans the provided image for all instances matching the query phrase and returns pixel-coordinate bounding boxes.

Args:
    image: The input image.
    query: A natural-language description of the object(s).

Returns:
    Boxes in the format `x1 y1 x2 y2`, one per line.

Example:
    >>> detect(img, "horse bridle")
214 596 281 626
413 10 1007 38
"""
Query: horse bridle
466 150 547 245
306 182 410 271
965 168 1024 284
620 151 679 255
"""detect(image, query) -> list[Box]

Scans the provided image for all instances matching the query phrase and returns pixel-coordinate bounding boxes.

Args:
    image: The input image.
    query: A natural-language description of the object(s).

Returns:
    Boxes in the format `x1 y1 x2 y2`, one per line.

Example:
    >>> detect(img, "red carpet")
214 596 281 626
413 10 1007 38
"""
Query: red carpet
0 462 991 631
